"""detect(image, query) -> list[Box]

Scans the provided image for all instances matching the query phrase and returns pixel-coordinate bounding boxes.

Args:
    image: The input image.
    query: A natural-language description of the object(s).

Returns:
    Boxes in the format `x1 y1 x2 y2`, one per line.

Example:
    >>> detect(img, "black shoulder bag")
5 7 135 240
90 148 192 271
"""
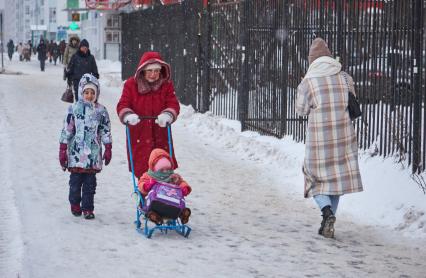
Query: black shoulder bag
342 72 362 120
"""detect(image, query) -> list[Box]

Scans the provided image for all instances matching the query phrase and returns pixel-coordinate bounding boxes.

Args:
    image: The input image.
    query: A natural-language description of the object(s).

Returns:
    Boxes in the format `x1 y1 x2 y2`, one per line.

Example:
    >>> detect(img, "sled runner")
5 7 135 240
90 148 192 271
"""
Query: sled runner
126 117 191 239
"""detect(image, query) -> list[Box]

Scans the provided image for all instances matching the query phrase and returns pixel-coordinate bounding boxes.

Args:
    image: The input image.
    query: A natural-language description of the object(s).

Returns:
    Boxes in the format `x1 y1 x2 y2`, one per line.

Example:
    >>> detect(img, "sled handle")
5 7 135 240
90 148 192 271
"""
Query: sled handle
167 123 173 159
125 123 144 207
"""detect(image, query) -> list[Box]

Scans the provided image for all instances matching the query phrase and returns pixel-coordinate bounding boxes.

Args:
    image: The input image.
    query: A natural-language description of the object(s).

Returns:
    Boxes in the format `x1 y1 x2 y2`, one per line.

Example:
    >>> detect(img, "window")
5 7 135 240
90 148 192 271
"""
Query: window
71 12 80 22
67 0 79 9
107 15 120 28
105 30 120 43
25 6 30 15
81 12 88 21
49 8 56 23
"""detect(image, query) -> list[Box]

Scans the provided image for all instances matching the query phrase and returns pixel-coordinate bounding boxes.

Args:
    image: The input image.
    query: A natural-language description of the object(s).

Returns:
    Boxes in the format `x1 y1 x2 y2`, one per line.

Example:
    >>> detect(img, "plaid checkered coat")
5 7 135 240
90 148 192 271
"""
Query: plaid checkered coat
296 71 363 198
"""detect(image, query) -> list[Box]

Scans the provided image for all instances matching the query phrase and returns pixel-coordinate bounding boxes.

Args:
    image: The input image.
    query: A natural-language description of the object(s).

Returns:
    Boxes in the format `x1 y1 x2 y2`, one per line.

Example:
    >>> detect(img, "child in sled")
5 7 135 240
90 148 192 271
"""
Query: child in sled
138 148 192 225
59 73 112 219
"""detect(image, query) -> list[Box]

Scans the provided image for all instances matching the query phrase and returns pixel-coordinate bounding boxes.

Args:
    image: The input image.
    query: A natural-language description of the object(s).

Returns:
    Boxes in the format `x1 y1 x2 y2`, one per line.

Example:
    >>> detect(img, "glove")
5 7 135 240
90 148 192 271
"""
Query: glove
181 186 190 197
155 112 173 127
103 143 112 165
170 173 182 184
59 143 68 170
124 113 140 125
143 178 157 193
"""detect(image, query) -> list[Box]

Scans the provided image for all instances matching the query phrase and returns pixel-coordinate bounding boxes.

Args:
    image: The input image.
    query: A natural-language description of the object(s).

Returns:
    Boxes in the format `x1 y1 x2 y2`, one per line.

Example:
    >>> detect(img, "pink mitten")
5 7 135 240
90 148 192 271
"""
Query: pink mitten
181 186 189 197
143 178 157 192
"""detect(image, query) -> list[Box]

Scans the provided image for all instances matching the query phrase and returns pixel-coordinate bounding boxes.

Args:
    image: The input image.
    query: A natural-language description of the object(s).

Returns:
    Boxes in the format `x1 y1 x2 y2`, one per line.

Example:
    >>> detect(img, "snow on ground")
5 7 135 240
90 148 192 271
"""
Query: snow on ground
1 55 426 278
180 109 426 239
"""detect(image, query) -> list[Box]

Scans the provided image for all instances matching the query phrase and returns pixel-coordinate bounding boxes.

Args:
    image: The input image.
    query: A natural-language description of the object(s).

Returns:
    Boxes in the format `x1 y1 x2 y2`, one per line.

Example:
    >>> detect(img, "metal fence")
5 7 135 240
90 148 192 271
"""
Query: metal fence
121 0 201 108
121 0 425 173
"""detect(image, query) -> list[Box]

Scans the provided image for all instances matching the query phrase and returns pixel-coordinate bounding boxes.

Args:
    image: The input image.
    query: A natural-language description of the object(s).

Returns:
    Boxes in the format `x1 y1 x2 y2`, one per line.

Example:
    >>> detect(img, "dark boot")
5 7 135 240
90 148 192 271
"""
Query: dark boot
147 211 163 225
179 208 191 224
319 205 336 238
83 210 95 220
71 204 82 217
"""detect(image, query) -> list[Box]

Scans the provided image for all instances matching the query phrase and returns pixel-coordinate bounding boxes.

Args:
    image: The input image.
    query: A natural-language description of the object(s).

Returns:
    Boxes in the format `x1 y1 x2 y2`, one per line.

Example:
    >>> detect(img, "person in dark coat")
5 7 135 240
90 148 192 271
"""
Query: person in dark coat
116 51 180 178
7 40 14 61
59 40 66 63
36 39 47 71
51 42 60 65
66 39 99 101
47 40 54 63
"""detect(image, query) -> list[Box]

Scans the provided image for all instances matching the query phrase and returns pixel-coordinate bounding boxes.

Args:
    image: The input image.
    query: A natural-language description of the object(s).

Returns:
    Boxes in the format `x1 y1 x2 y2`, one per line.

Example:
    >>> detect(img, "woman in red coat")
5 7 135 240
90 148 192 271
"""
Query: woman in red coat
117 51 180 178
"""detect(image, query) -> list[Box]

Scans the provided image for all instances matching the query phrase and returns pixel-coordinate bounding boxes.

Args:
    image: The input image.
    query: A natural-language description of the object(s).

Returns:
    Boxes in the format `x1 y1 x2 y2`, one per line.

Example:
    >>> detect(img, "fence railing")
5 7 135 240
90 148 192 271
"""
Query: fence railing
121 0 425 173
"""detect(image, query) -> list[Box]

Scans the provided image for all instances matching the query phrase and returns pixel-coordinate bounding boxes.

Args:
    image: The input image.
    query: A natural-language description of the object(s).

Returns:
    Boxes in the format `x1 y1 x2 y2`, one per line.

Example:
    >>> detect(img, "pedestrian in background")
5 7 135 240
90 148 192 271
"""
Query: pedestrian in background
66 39 99 101
63 35 80 86
59 40 66 63
7 39 14 61
36 39 47 72
51 41 60 65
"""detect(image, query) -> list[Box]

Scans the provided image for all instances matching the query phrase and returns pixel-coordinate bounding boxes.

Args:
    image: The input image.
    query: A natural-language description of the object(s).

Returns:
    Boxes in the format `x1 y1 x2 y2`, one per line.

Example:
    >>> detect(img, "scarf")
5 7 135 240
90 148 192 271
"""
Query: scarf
148 169 174 183
303 56 342 79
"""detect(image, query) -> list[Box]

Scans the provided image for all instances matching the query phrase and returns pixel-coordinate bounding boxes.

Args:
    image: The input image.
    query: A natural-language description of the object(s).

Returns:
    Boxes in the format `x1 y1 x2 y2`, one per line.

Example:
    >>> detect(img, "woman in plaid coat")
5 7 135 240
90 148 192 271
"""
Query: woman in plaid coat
296 38 363 238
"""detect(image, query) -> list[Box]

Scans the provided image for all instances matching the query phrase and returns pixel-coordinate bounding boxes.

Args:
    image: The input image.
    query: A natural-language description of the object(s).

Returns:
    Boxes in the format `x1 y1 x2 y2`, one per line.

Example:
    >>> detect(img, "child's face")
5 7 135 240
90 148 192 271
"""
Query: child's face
83 88 96 102
158 167 172 173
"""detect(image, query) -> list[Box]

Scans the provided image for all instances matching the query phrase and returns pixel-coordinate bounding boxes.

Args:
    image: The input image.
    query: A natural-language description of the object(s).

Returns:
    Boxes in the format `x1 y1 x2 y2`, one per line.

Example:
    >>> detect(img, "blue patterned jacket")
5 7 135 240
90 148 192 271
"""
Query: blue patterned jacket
60 74 112 172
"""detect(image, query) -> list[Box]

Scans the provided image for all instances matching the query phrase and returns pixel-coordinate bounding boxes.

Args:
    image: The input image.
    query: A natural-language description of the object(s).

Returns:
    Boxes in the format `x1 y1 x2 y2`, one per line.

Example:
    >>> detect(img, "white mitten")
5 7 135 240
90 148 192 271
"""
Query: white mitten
124 113 140 125
155 112 173 127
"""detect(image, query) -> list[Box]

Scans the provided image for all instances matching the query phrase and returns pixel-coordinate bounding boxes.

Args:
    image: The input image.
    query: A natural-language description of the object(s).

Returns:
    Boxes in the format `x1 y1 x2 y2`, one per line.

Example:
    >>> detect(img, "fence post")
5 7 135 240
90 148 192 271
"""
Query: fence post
200 1 212 113
238 0 249 130
336 0 343 67
412 0 423 173
280 0 289 137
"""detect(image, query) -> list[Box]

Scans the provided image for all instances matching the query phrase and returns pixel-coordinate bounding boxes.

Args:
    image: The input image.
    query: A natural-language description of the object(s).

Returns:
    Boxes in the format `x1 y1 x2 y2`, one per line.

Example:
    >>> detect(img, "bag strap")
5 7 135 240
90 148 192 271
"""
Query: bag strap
341 71 354 96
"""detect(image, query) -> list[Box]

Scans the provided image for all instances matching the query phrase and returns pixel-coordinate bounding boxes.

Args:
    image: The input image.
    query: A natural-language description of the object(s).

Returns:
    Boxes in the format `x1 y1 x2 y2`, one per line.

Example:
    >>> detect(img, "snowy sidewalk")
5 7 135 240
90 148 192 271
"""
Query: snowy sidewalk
1 58 426 278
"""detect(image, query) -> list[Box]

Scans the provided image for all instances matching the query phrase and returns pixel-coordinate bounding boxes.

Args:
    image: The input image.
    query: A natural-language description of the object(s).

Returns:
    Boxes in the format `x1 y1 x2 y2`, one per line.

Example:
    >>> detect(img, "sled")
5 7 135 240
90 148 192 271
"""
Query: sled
126 117 192 239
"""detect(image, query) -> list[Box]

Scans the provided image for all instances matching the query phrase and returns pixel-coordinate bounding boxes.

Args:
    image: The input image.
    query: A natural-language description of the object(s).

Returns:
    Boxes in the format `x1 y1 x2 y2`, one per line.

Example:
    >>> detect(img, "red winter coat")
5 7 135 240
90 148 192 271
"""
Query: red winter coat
116 52 180 178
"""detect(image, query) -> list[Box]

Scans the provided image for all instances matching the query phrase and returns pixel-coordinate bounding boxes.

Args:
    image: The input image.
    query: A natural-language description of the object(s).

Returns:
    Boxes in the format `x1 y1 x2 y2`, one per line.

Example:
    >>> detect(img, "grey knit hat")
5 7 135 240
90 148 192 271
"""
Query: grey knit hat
308 38 332 64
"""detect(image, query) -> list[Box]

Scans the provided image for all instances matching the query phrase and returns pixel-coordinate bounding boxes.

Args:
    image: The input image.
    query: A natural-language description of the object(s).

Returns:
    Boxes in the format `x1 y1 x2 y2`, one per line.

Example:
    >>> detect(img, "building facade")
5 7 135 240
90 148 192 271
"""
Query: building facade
81 11 121 61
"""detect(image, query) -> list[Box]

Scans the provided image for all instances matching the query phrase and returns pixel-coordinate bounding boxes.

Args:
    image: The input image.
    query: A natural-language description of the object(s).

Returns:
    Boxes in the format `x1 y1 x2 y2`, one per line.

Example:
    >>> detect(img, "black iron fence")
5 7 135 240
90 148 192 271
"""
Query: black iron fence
121 1 201 107
121 0 425 173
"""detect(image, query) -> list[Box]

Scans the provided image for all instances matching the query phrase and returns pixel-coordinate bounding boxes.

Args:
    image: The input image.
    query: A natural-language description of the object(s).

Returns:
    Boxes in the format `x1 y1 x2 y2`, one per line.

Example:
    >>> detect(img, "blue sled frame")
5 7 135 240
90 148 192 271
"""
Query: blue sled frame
126 121 192 239
134 202 192 239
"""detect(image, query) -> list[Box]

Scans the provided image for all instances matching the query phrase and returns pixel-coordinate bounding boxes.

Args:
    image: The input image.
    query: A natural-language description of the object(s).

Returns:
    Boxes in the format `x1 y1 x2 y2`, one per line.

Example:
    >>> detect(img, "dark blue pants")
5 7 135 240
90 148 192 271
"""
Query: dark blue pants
40 59 45 71
69 173 97 211
73 81 79 102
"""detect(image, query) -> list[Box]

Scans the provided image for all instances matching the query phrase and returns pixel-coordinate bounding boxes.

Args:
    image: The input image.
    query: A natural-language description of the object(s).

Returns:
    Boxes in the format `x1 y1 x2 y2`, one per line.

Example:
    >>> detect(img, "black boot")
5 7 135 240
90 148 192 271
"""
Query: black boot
318 205 336 238
83 211 95 220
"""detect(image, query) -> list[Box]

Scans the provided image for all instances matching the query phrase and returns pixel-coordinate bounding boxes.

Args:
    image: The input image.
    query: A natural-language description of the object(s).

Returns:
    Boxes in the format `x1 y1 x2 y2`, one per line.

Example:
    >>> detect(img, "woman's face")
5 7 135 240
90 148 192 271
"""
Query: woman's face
80 46 88 54
143 68 161 83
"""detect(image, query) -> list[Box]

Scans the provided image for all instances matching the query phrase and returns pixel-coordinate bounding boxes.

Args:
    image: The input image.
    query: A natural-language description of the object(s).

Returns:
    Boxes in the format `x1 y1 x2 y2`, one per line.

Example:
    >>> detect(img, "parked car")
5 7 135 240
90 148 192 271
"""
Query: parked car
348 50 415 106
